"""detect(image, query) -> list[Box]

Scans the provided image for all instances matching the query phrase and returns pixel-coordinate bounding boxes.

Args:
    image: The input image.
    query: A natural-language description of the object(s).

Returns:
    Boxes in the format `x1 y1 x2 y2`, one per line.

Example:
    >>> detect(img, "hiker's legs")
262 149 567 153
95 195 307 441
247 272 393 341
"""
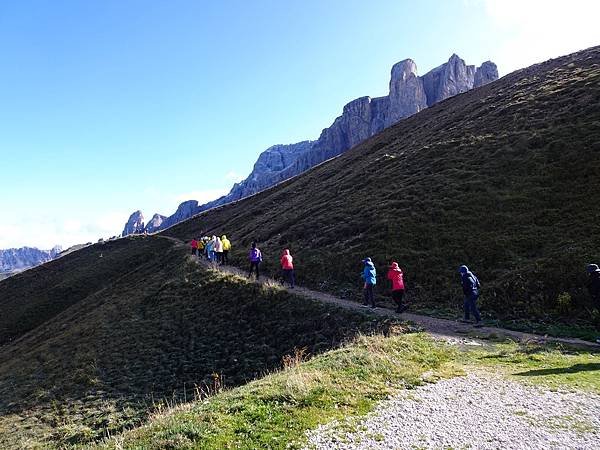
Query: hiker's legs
223 250 229 265
365 284 375 307
289 269 295 288
392 290 405 312
283 269 294 287
468 294 481 322
464 296 471 321
249 262 260 279
191 248 195 255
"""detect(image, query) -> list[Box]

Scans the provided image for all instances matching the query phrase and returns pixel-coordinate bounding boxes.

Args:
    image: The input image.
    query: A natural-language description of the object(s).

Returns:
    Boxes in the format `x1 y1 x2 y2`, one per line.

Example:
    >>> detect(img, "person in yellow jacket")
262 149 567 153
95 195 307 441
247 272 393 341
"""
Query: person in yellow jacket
197 237 205 259
221 235 232 265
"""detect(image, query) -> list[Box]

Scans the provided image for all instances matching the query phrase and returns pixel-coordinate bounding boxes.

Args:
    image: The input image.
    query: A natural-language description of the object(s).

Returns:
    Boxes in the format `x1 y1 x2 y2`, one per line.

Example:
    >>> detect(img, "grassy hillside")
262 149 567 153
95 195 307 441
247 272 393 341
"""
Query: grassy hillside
166 46 600 331
99 334 600 449
0 236 394 448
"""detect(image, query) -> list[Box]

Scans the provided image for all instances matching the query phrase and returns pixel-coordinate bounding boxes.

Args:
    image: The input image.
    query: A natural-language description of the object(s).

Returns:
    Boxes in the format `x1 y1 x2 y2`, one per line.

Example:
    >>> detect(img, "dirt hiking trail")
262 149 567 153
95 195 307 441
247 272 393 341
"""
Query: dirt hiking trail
161 235 599 349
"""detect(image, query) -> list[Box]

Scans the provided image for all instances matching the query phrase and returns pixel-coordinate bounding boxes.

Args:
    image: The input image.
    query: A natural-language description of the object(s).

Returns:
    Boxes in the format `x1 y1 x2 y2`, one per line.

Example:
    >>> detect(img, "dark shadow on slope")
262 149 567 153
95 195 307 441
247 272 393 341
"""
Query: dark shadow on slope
515 363 600 377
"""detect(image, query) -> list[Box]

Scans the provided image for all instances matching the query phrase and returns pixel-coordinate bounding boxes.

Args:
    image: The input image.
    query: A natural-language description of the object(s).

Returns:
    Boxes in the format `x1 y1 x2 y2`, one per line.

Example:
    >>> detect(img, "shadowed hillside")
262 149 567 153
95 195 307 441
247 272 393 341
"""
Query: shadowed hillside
0 236 392 447
166 46 600 330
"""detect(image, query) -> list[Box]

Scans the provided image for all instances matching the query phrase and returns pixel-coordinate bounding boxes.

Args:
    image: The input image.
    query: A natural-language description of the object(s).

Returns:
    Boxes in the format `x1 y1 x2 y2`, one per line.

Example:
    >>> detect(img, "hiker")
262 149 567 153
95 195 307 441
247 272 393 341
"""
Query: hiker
210 236 218 262
280 249 295 288
215 236 224 264
197 237 205 259
586 264 600 344
459 265 482 326
190 238 198 256
361 257 377 308
221 235 231 265
205 237 215 262
387 262 406 313
248 242 262 280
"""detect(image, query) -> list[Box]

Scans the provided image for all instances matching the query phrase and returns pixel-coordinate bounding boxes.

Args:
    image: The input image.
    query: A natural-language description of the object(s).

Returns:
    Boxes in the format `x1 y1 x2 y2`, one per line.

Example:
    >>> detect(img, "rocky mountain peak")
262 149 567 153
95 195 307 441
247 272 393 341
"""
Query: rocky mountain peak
390 58 418 82
122 52 498 235
145 213 167 234
122 210 145 236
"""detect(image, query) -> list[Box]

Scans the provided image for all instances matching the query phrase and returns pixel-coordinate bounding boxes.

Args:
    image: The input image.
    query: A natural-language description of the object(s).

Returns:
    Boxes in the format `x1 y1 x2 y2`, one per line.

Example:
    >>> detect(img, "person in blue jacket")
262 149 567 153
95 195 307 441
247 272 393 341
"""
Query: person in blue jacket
459 265 482 326
361 257 377 308
205 238 215 262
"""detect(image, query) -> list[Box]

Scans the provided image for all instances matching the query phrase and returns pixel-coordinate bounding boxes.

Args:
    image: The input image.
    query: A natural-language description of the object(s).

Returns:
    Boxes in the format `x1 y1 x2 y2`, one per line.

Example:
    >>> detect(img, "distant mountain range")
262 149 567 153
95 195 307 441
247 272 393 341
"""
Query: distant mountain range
0 246 62 279
123 53 498 235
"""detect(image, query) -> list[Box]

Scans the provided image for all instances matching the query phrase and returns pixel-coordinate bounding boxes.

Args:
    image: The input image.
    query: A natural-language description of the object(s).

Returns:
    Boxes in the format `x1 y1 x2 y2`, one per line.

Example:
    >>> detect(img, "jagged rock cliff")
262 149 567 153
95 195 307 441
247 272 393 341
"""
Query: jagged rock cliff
0 246 62 276
208 53 497 210
122 211 145 236
158 200 199 231
124 53 498 233
145 214 167 233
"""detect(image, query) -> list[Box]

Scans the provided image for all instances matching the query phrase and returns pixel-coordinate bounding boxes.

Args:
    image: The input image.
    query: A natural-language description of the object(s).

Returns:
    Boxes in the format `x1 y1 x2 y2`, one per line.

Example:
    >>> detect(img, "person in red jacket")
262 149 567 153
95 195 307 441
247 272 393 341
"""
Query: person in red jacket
387 262 406 313
190 238 198 256
280 249 295 288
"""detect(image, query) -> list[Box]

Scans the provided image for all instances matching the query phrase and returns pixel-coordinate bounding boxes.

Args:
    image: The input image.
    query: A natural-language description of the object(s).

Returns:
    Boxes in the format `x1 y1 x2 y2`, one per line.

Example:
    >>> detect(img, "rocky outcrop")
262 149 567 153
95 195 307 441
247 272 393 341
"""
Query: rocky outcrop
0 246 62 276
124 53 498 233
122 211 145 236
158 200 199 231
474 61 499 88
145 214 167 233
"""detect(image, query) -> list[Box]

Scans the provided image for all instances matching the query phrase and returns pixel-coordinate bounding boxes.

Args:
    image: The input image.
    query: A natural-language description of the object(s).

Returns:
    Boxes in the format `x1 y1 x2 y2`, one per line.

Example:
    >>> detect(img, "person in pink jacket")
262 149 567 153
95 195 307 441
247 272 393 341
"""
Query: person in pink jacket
387 262 406 313
280 249 295 288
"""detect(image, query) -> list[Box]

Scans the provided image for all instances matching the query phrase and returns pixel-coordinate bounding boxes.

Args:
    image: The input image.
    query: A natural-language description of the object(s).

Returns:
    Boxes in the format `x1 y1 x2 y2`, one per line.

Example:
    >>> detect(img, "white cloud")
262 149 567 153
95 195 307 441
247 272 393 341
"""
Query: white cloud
0 210 129 250
483 0 600 74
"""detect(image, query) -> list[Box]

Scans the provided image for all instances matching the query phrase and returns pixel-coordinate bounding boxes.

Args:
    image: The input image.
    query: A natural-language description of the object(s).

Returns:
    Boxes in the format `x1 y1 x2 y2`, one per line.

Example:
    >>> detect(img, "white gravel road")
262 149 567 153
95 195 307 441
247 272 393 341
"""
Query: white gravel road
305 373 600 450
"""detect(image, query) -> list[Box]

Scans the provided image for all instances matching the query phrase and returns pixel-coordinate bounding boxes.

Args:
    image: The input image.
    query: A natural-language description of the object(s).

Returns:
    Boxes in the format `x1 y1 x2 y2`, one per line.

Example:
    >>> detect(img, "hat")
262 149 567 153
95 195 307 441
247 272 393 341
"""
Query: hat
587 263 599 273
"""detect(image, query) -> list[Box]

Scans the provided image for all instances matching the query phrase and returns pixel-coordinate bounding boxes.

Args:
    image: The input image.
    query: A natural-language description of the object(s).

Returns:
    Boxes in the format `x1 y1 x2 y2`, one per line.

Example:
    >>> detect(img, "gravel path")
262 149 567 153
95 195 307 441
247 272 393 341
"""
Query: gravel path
305 373 600 450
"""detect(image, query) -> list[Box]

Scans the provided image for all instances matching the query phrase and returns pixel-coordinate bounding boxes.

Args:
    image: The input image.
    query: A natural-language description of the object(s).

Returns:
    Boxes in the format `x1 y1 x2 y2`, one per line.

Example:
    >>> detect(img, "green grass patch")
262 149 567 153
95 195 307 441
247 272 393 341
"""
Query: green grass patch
100 333 457 449
463 341 600 393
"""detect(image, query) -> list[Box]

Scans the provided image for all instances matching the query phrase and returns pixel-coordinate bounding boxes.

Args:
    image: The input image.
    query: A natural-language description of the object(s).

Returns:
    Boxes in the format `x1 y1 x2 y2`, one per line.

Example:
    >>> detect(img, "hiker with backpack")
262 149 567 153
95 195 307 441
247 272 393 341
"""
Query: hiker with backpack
221 235 231 265
361 257 377 308
248 242 262 280
280 249 295 288
215 236 224 264
586 264 600 344
387 262 406 313
205 237 215 262
190 238 198 256
459 265 482 326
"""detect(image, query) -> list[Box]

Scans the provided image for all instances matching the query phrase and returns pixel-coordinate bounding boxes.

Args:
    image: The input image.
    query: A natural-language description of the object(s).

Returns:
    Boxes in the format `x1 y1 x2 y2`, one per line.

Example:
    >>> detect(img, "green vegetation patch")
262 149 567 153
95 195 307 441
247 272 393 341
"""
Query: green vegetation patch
101 333 456 450
464 341 600 393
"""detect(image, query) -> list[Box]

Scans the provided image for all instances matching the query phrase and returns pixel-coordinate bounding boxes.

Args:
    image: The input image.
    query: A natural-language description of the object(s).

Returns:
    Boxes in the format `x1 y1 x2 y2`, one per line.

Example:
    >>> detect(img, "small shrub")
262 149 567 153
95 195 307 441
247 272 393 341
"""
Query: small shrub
555 292 573 316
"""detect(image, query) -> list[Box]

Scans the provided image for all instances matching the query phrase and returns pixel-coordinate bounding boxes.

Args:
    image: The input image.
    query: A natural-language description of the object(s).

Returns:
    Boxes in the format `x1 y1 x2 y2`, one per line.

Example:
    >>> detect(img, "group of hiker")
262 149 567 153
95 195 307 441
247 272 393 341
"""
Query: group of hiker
190 235 232 265
360 258 480 323
189 237 600 342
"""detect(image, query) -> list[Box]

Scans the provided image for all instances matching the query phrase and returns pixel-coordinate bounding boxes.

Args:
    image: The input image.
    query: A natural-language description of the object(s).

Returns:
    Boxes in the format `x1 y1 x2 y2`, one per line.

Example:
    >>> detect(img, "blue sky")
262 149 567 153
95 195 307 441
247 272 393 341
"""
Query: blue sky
1 0 598 249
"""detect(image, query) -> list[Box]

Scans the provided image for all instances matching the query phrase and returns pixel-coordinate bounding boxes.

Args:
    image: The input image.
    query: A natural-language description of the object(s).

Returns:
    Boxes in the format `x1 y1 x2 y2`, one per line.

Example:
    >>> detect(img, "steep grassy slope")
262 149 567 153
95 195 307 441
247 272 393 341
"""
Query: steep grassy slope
0 236 392 448
166 46 600 330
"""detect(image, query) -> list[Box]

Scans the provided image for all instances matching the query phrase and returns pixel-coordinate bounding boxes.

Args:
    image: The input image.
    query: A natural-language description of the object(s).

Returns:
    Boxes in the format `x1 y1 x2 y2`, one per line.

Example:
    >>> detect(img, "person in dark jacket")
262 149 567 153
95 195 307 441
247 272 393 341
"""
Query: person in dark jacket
361 258 377 308
248 242 262 280
587 264 600 307
587 264 600 344
459 265 482 326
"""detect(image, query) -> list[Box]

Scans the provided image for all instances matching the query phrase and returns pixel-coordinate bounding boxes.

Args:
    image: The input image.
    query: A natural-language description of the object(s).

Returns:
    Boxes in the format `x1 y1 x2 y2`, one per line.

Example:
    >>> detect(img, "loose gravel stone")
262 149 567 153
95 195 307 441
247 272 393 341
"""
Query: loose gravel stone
305 373 600 450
